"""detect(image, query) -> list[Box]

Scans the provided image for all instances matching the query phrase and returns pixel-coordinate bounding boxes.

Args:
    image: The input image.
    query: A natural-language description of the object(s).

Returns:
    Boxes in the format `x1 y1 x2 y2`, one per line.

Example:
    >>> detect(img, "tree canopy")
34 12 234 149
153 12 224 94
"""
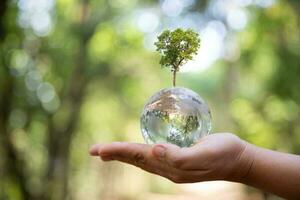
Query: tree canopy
155 29 200 86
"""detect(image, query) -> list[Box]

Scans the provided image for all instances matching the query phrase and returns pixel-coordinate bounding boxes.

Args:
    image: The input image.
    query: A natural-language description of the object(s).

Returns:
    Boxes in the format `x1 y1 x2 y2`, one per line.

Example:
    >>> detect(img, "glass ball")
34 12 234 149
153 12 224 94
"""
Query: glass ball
140 87 212 147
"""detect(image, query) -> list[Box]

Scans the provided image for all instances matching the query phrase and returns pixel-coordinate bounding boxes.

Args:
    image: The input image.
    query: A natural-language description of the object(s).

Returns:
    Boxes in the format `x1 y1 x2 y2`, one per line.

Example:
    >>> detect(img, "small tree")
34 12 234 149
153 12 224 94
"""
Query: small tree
155 28 201 87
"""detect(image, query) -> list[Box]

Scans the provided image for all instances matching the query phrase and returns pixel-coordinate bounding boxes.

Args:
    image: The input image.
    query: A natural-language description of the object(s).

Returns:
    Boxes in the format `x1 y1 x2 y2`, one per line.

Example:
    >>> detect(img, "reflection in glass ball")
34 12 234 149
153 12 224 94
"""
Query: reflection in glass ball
140 87 212 147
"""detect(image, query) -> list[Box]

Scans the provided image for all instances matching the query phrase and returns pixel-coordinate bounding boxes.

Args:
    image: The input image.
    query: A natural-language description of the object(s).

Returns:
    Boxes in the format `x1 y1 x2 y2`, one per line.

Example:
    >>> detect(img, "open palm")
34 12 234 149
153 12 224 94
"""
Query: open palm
89 133 251 183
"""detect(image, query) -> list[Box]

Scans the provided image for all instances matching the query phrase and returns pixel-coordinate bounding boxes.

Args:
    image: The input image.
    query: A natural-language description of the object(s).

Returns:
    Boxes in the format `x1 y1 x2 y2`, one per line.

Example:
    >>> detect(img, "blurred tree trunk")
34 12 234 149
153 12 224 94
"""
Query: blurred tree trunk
0 0 8 40
43 0 97 199
0 69 32 200
0 1 34 200
0 0 112 199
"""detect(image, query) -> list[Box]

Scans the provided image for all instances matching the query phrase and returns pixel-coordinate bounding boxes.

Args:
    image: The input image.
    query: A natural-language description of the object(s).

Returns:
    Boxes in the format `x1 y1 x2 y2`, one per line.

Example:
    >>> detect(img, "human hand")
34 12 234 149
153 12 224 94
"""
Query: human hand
89 133 253 183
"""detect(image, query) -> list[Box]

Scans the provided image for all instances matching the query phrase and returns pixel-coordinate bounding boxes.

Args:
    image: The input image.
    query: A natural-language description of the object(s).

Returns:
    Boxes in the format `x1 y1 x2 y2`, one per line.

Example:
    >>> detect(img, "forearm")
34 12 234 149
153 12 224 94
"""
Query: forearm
238 143 300 199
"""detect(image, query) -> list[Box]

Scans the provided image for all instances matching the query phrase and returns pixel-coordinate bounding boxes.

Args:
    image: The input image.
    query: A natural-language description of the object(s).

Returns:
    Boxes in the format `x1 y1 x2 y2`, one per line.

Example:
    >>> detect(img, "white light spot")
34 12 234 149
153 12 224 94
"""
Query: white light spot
18 0 54 11
211 0 231 19
31 12 52 36
254 0 276 8
17 0 54 37
143 33 157 51
42 96 60 112
10 50 30 76
37 82 55 103
234 0 253 7
25 70 42 91
162 0 183 17
182 0 196 8
137 11 159 33
181 25 224 72
207 20 227 39
227 8 248 30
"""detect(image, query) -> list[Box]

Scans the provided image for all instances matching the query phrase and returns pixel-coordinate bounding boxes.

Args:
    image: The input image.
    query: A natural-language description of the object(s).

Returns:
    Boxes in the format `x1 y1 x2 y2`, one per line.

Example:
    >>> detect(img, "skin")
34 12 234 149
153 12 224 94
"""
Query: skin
89 133 300 199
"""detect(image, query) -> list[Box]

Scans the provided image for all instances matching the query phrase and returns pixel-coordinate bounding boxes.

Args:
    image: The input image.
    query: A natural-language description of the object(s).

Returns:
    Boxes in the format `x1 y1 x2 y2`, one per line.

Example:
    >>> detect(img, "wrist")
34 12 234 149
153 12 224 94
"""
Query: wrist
229 141 258 183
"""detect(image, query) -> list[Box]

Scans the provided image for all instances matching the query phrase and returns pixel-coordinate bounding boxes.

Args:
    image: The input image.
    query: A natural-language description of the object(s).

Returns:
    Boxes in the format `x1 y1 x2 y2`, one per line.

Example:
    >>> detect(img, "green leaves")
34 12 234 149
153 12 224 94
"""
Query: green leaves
154 28 201 72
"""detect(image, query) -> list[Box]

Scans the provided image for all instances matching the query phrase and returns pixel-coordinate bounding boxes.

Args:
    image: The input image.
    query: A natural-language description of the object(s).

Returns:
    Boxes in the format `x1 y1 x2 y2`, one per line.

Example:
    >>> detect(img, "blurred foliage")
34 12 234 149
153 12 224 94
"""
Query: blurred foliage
0 0 299 200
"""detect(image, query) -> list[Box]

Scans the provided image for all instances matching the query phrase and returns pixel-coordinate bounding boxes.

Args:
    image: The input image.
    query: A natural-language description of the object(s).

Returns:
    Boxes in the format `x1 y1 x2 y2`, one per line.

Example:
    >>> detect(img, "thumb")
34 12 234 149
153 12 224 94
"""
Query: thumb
152 143 189 169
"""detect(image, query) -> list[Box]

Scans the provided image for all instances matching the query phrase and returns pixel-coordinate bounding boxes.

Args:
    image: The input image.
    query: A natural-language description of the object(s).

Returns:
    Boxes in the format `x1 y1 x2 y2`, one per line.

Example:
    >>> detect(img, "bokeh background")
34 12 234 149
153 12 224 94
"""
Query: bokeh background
0 0 300 199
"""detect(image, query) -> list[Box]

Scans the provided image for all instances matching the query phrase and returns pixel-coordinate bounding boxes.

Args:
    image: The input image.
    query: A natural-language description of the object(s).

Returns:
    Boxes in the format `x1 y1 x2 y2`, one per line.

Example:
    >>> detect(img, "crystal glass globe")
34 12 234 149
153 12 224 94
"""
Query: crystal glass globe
140 87 212 147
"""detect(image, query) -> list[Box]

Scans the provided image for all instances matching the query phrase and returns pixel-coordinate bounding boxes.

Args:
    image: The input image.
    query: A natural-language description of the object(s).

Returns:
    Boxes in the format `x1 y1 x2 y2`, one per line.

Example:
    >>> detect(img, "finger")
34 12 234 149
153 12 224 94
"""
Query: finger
97 142 163 170
99 143 177 178
96 143 182 177
89 144 102 156
97 142 150 158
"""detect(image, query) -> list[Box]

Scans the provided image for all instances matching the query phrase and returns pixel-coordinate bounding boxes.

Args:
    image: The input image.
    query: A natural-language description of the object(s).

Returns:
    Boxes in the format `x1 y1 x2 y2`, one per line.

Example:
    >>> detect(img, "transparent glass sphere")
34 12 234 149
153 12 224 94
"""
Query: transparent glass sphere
140 87 212 147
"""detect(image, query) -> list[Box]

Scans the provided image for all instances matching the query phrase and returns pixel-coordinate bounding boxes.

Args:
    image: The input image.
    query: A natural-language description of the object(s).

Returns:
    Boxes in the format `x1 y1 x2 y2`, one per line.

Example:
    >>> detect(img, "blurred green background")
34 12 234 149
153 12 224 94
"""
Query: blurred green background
0 0 299 199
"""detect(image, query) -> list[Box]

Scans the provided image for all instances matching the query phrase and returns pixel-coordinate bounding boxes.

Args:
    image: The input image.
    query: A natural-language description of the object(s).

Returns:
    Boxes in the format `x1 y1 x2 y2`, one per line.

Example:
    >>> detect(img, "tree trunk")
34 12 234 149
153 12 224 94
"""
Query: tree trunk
43 0 95 199
0 71 33 200
0 1 34 199
173 70 176 87
0 0 8 40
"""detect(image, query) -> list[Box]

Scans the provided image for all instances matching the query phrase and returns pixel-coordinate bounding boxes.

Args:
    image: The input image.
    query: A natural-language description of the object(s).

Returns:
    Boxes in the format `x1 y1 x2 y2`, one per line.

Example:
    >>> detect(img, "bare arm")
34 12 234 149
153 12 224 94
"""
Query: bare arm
239 143 300 199
89 133 300 199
